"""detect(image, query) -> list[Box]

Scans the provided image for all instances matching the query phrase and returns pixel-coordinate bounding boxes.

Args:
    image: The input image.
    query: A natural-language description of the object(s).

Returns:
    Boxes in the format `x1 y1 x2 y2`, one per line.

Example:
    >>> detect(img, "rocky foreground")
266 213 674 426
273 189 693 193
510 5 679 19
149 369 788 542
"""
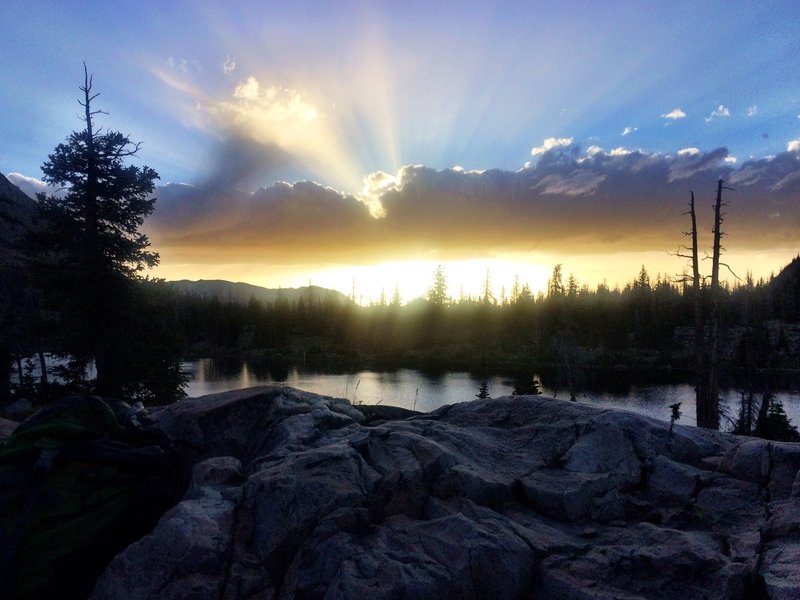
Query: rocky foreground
91 387 800 599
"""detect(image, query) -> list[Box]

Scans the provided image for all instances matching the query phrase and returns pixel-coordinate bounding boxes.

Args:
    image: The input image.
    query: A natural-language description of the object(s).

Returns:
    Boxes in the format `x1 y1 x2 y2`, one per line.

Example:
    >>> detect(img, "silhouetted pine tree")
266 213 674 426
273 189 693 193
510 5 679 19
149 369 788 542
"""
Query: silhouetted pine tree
427 265 448 305
476 380 490 399
23 65 184 401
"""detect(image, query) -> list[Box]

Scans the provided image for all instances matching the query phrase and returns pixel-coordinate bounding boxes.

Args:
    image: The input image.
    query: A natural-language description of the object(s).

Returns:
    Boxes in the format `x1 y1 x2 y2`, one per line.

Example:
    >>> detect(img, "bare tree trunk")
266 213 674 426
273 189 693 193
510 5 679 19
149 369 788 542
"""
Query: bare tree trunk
37 350 48 386
704 179 724 430
681 181 731 430
688 192 710 428
80 64 115 396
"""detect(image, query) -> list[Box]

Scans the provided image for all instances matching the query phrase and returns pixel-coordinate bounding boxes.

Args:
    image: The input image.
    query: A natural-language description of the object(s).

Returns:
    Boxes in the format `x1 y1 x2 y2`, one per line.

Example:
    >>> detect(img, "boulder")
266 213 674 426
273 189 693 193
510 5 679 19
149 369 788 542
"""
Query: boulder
91 387 800 599
91 457 244 600
0 417 17 441
4 397 33 421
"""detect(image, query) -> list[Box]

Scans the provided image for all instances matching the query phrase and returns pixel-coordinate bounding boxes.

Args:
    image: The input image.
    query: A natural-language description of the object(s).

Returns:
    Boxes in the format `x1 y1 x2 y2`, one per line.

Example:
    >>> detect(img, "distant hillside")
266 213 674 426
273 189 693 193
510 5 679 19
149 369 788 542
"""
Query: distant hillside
769 255 800 321
1 171 36 225
0 172 37 264
168 279 352 305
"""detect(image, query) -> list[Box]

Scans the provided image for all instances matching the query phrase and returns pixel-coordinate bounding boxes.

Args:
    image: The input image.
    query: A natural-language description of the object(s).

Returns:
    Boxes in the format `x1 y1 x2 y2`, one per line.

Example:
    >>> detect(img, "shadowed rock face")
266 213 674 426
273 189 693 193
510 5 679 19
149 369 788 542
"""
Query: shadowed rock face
90 386 800 599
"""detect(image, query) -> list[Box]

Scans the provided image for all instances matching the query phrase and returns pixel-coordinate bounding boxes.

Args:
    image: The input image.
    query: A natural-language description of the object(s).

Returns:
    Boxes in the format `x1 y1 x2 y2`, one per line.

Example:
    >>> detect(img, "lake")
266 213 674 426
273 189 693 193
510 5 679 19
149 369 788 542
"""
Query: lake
183 359 800 429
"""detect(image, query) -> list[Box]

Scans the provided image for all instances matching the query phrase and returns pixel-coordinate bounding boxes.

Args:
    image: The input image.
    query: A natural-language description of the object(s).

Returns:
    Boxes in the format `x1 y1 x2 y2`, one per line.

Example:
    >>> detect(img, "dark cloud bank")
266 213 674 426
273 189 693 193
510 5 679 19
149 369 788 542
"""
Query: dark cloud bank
149 144 800 264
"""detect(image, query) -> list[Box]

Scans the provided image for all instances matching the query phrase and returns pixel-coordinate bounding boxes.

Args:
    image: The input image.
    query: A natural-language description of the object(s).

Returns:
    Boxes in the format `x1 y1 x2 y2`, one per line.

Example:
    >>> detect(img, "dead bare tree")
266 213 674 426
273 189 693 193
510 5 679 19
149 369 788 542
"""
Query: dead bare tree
674 180 734 429
678 191 710 427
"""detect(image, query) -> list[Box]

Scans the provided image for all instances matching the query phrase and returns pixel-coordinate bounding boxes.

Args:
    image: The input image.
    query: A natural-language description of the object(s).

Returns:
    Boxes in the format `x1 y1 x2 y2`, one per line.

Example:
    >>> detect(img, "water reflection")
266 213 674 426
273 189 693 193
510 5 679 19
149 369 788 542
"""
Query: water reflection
182 359 800 428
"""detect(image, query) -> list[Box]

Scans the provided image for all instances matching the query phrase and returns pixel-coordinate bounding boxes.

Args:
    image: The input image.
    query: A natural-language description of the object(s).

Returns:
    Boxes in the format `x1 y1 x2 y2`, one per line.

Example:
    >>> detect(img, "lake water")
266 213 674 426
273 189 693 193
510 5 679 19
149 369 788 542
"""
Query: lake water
184 359 800 429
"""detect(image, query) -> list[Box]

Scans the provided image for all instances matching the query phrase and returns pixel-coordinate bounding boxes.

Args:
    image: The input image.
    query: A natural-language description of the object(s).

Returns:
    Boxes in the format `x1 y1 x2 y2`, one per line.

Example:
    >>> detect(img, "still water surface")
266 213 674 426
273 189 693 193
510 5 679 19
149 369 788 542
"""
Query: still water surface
184 359 800 428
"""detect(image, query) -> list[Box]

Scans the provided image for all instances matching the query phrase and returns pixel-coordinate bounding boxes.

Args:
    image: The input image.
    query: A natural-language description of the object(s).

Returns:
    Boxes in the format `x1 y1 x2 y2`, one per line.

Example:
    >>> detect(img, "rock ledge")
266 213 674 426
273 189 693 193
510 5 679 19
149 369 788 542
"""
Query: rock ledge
91 386 800 599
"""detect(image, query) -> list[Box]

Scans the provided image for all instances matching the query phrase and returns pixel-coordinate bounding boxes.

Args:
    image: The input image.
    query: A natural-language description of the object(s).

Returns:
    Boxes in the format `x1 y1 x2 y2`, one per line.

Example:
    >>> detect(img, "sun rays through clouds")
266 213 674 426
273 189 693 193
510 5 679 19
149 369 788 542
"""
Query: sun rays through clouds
5 1 799 301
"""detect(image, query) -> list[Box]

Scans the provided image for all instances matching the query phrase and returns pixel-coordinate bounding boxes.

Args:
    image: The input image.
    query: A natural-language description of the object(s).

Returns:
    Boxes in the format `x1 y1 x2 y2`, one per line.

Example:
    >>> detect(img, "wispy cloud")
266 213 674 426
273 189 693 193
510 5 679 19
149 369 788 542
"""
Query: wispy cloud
223 55 236 74
168 56 200 74
621 126 637 136
705 104 731 122
747 104 758 117
662 108 686 120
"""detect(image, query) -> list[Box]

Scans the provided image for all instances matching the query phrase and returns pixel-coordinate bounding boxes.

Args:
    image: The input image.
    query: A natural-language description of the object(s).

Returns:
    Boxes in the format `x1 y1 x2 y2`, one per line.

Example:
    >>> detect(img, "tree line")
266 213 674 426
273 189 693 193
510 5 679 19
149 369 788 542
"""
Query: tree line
166 258 799 439
171 260 799 383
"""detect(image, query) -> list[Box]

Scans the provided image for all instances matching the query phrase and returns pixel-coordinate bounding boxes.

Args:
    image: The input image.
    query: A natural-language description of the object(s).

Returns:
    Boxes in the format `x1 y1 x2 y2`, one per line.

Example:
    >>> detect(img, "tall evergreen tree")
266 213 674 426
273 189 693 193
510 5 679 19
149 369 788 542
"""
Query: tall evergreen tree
26 65 180 400
427 265 448 306
547 264 564 298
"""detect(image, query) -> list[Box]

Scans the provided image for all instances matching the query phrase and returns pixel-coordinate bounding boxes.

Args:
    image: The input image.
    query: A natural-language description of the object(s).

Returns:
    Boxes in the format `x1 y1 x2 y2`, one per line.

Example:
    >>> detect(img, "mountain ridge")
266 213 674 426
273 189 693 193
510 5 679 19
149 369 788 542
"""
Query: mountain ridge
0 172 37 228
0 172 37 264
167 279 352 305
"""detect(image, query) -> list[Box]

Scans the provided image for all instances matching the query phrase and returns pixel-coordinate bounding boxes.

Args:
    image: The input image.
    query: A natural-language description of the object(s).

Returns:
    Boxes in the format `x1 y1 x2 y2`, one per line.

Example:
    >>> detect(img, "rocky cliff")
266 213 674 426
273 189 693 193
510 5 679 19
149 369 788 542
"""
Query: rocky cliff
91 387 800 599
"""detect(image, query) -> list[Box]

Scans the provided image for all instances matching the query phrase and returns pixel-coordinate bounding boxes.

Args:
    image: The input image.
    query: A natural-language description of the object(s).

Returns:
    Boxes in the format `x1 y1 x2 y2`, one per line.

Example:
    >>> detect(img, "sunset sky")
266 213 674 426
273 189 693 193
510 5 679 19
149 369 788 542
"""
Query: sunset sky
2 1 799 302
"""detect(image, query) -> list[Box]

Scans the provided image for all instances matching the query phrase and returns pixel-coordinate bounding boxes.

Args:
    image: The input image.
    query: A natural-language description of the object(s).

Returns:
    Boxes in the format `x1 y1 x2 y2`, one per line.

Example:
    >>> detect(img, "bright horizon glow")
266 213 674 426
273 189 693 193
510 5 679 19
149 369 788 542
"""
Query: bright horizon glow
151 247 800 306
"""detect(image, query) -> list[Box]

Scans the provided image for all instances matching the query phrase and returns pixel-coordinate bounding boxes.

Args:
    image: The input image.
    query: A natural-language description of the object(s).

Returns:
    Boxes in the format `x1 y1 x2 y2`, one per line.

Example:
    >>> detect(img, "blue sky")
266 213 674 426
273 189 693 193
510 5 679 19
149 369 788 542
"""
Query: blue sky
2 1 799 299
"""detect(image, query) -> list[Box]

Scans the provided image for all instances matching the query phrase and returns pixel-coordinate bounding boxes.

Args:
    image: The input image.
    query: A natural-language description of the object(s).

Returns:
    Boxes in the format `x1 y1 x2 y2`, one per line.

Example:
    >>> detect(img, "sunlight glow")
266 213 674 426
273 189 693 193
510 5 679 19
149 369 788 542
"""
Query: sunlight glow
357 170 396 218
152 245 800 308
136 6 800 297
154 66 391 208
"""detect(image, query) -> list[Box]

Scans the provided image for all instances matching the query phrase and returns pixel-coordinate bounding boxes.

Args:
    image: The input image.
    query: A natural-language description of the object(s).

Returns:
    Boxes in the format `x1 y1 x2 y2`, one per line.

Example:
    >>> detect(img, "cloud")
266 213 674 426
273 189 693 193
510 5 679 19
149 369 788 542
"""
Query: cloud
662 108 686 120
200 136 298 191
788 140 800 153
747 104 758 117
771 170 800 192
168 57 200 74
157 71 369 203
223 55 236 74
150 179 374 263
621 126 637 136
531 137 573 156
705 104 731 122
668 147 731 181
229 78 319 122
6 172 58 198
358 170 398 217
147 143 800 268
728 148 800 191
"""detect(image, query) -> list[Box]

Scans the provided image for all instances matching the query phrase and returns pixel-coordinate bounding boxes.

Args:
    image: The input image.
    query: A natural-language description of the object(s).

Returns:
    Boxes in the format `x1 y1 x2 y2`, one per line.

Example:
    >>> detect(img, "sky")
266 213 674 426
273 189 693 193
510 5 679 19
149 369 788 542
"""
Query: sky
2 0 799 302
